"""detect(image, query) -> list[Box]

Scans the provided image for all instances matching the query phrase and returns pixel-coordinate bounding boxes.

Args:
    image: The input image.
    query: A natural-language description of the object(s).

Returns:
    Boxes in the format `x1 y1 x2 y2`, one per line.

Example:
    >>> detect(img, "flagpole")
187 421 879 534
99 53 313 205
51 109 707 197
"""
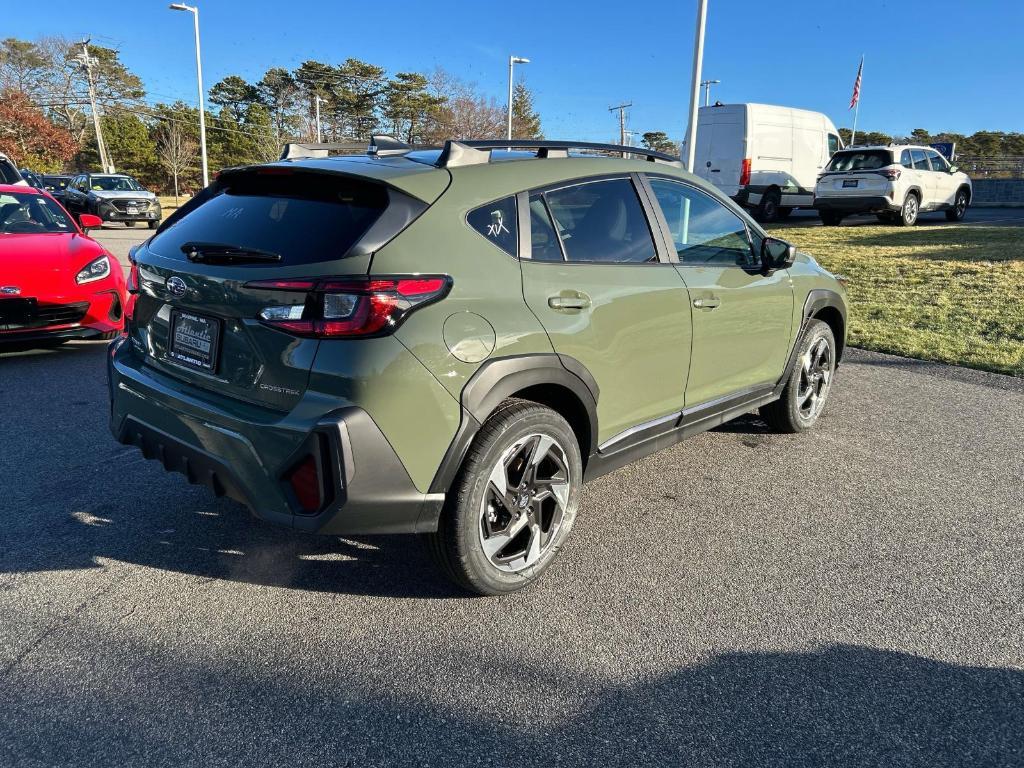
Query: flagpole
850 54 863 145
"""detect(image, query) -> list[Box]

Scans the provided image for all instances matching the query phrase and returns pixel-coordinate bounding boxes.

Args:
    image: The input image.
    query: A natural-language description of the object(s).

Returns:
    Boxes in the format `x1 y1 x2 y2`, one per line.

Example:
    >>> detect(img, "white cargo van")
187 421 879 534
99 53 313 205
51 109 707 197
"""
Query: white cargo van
688 103 842 222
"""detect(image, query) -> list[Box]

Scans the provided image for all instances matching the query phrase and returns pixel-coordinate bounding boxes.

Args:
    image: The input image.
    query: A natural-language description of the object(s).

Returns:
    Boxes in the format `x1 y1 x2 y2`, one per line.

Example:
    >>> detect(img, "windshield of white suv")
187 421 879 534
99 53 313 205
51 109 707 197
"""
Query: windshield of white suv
825 150 894 172
90 175 143 192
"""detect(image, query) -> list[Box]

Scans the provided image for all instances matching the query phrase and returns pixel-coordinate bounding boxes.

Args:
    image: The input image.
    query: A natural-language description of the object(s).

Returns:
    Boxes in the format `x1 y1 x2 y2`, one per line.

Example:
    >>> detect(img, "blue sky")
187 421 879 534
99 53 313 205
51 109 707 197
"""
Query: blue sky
7 0 1023 141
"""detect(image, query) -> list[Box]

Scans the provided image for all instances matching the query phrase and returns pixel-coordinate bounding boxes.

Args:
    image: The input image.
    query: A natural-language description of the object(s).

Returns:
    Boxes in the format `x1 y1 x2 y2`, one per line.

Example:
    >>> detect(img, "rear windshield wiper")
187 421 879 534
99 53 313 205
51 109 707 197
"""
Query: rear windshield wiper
181 241 282 264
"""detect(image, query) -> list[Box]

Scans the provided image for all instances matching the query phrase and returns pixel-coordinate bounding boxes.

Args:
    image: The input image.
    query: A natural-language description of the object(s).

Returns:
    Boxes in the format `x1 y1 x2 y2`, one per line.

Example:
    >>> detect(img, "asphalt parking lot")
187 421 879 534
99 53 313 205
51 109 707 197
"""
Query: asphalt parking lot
2 329 1022 765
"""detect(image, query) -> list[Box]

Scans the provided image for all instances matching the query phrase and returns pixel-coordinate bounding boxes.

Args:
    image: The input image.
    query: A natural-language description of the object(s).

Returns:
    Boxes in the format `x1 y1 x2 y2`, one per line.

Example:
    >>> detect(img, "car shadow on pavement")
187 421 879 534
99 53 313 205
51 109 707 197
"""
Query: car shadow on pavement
2 491 467 599
3 642 1021 765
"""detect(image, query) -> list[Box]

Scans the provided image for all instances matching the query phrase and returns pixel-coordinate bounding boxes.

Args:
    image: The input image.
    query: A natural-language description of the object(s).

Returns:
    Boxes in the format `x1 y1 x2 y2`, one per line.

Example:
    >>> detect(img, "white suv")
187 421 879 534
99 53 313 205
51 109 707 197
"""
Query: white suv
813 144 972 226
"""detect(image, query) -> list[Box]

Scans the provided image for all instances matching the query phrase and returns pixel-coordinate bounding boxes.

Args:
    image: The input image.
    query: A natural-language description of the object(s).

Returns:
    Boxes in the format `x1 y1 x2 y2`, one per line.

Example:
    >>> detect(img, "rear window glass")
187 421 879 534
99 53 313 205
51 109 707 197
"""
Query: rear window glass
148 171 388 265
826 150 893 172
467 196 518 256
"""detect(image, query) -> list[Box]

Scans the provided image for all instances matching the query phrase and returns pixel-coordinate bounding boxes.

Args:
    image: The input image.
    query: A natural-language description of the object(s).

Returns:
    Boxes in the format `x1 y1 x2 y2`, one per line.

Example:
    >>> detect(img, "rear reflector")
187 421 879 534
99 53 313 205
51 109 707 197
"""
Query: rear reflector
286 454 322 512
247 275 451 339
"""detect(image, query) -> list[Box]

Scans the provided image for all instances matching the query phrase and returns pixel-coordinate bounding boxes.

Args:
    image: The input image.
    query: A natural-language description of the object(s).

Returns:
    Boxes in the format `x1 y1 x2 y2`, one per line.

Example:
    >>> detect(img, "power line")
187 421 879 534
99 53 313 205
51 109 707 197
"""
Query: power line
33 96 286 141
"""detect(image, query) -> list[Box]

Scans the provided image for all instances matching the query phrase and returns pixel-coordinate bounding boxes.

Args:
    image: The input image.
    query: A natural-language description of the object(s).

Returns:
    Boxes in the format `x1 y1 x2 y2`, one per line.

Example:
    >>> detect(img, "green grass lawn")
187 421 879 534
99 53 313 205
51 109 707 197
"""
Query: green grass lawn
767 223 1024 376
158 195 190 215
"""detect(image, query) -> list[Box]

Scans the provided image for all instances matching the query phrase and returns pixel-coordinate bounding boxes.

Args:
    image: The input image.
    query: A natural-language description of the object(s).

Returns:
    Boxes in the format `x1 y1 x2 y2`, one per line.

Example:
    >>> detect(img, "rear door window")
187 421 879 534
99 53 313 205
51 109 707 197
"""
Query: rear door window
148 171 388 266
528 194 564 262
467 196 517 256
542 178 658 264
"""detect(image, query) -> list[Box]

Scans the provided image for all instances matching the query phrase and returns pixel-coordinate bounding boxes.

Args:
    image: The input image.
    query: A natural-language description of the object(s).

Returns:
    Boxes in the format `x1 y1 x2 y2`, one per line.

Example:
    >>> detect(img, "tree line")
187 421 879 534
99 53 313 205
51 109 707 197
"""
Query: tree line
0 36 543 193
3 34 1022 194
838 127 1024 158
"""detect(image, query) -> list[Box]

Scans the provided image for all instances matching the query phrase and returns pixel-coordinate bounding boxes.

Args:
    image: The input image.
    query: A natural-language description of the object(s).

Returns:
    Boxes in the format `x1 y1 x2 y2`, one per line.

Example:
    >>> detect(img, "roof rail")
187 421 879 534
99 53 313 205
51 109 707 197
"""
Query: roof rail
279 142 366 160
437 139 681 168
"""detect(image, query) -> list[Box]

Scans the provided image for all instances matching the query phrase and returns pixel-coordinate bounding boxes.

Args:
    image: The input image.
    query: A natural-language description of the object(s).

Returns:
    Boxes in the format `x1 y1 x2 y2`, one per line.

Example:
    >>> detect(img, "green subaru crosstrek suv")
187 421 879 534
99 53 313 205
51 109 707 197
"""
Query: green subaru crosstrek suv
108 137 847 595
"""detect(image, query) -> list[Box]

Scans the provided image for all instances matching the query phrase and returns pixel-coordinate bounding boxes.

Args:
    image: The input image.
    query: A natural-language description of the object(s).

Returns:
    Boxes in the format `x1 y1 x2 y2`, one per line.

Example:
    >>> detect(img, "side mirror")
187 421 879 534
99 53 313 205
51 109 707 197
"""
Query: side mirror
948 165 958 174
761 236 796 273
78 214 103 231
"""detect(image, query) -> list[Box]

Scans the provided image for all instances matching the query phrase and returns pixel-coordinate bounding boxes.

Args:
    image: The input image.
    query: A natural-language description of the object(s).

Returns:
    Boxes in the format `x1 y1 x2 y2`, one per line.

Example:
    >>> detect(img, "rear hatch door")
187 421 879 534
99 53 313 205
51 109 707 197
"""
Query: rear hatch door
130 168 393 411
817 149 894 198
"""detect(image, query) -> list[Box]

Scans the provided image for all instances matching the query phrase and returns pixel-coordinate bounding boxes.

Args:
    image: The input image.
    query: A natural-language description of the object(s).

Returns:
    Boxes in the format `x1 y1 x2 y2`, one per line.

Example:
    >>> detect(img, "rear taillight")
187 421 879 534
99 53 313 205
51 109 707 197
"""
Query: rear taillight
124 261 140 323
877 168 901 181
739 158 751 186
246 275 451 339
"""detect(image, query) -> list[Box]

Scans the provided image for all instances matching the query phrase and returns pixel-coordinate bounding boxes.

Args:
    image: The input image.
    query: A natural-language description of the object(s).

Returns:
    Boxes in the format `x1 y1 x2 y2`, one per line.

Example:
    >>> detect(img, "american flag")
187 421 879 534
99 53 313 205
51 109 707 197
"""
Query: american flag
849 56 864 109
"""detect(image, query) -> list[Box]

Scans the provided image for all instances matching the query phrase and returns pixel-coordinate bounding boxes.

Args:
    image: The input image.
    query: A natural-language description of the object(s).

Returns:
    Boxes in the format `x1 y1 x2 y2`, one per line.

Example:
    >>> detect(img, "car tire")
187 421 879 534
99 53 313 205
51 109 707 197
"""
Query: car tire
756 188 782 223
898 192 920 226
945 187 969 222
125 222 137 228
148 220 160 230
819 211 843 226
426 398 582 596
776 207 793 220
759 319 836 434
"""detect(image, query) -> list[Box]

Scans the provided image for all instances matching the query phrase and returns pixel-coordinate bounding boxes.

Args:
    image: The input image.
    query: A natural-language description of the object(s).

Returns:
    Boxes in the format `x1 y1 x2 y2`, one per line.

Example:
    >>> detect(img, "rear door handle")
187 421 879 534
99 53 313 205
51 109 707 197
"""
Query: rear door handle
692 297 721 310
548 294 591 310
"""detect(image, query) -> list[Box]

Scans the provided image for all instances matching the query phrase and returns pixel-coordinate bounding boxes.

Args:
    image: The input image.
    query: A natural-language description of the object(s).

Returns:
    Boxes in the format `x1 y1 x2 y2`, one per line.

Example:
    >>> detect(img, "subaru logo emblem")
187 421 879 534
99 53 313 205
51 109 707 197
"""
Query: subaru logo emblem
1 286 20 295
166 276 187 297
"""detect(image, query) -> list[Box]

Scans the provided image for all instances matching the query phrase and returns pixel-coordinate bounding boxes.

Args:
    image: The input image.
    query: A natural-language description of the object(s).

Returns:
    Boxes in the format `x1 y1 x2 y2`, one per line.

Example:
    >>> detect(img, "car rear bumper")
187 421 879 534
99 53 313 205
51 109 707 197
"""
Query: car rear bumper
107 338 444 535
812 195 899 213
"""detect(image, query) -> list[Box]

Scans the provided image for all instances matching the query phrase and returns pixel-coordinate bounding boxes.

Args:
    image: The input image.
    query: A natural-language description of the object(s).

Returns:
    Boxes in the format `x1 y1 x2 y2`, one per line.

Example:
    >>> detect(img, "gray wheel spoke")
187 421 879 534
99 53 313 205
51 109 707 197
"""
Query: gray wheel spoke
524 523 542 565
479 430 573 573
482 513 530 559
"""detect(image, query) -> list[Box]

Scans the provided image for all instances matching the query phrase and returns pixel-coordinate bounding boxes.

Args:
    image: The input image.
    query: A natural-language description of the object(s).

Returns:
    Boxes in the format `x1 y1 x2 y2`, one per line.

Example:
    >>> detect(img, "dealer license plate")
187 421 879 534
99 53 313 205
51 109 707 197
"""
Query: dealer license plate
169 310 221 371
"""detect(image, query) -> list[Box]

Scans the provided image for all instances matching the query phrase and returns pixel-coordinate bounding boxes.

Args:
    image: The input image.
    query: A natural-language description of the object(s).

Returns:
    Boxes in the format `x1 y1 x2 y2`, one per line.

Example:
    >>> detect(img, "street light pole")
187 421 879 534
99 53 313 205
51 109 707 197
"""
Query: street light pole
315 95 323 142
507 55 530 141
684 0 709 172
170 3 209 187
700 78 720 107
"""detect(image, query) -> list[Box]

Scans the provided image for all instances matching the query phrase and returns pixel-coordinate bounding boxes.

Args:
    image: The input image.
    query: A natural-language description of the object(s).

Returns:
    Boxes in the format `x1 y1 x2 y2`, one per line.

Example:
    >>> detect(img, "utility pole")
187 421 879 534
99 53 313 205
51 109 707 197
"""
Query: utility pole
684 0 709 172
315 95 323 142
609 102 632 155
75 40 113 173
700 78 720 106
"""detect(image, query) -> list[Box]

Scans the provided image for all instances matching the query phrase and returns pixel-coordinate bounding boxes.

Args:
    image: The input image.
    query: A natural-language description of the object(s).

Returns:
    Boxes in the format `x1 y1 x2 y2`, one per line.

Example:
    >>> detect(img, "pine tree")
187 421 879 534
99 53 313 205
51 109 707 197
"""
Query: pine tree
510 82 542 139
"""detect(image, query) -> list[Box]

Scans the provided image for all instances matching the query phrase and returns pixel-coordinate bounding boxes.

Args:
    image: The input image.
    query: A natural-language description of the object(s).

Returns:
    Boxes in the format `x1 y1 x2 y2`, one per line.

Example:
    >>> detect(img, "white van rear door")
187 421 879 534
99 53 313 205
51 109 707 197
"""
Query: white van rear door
697 109 744 196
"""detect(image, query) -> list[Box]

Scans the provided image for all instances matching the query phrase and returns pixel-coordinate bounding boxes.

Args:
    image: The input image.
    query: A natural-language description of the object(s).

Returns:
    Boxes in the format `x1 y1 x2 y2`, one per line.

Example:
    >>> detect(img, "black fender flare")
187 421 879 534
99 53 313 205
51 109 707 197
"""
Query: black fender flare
774 289 848 395
427 354 599 495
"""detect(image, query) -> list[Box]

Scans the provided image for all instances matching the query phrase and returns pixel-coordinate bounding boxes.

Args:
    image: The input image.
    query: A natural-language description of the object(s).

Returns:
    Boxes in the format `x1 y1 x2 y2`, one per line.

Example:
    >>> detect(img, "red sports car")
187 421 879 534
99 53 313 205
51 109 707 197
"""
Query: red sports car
0 184 127 344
